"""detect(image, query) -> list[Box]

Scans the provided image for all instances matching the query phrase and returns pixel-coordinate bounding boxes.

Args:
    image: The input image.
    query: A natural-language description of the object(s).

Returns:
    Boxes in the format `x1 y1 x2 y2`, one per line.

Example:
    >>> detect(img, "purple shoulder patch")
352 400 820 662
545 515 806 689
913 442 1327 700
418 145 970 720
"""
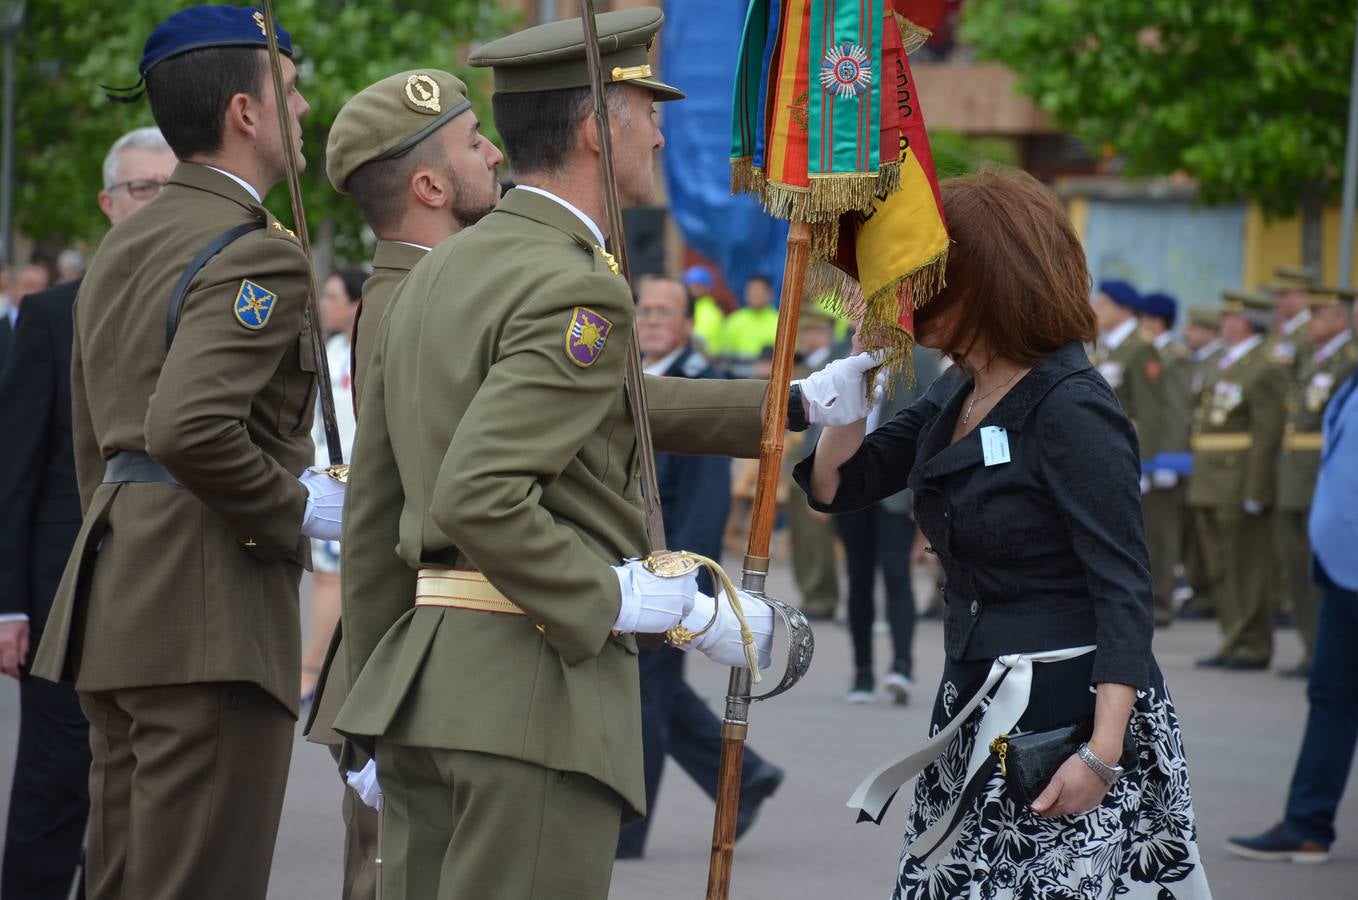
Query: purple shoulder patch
565 306 614 368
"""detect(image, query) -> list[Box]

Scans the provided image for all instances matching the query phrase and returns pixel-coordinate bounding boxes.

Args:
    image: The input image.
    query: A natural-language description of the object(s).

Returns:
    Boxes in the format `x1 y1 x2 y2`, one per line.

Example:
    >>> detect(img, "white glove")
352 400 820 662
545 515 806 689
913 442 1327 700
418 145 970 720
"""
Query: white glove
677 587 775 670
345 759 381 809
1151 469 1178 489
301 468 346 541
1243 499 1264 516
611 560 699 634
1139 475 1151 496
797 351 885 426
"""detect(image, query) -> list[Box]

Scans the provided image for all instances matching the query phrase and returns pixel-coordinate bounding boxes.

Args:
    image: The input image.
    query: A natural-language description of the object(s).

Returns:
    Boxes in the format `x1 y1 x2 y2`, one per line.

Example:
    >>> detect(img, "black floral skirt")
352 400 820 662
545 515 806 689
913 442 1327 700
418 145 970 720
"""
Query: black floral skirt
893 654 1212 900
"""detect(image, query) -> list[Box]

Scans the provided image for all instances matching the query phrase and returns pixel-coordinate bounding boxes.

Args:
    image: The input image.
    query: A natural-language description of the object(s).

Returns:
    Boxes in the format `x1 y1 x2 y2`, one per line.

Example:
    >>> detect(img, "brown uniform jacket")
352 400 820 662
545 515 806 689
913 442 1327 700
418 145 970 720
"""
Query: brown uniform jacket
1187 338 1287 511
1278 334 1358 511
1156 338 1195 454
333 189 766 816
32 163 316 714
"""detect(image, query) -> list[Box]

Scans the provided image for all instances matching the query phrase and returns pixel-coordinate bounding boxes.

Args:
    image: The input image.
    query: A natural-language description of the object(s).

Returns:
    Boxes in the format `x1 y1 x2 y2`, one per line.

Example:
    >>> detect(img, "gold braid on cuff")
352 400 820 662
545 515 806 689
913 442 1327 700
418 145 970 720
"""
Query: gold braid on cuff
641 550 763 683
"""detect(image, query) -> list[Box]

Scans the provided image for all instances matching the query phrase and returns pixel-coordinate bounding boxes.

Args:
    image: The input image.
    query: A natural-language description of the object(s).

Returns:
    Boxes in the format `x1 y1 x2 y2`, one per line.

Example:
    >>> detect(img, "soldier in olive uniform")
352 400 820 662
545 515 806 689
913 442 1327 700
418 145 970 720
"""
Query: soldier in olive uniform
1179 306 1225 618
331 10 879 898
1267 265 1320 374
1275 285 1358 677
1136 292 1193 626
30 8 346 899
303 69 503 900
1189 291 1288 669
1092 279 1168 468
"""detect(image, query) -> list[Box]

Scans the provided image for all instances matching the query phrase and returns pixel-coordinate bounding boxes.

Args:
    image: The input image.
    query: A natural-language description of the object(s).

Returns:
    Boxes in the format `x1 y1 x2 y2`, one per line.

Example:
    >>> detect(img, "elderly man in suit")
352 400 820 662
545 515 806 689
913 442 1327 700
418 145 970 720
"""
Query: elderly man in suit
1226 296 1358 863
0 125 174 900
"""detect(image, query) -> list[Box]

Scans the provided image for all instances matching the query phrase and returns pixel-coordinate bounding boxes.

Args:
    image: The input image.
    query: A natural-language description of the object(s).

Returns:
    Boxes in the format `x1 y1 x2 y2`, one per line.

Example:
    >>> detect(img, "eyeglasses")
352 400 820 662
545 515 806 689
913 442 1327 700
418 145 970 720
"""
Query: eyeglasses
107 179 168 201
636 306 684 321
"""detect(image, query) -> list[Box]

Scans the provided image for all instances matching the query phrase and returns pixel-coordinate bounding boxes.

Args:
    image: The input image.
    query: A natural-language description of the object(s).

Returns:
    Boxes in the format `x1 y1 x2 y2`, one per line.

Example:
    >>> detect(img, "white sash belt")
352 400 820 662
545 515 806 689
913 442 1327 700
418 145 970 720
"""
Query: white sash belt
847 645 1097 865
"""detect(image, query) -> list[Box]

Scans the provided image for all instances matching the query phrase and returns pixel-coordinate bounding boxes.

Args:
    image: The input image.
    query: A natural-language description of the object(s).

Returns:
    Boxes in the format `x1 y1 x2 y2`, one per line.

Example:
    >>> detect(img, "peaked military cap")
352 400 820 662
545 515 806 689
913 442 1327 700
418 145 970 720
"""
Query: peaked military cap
1187 306 1221 329
469 7 683 101
1221 289 1272 313
1268 264 1320 292
1306 284 1357 307
327 69 473 193
140 5 292 77
799 298 838 324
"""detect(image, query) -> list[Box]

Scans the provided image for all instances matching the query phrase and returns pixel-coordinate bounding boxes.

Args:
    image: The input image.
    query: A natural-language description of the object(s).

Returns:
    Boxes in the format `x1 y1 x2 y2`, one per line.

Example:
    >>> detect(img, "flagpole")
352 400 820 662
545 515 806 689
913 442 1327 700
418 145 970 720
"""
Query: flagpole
705 219 812 899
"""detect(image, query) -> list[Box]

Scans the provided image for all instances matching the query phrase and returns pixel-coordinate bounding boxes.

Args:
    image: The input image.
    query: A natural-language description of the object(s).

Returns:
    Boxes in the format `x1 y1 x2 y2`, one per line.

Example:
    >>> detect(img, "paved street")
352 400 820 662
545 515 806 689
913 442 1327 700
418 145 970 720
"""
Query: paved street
2 560 1354 899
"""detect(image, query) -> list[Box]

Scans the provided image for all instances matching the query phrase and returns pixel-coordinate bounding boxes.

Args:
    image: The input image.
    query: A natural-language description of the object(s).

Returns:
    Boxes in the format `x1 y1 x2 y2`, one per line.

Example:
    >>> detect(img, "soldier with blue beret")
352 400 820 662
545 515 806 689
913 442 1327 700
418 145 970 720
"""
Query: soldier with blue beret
31 6 345 898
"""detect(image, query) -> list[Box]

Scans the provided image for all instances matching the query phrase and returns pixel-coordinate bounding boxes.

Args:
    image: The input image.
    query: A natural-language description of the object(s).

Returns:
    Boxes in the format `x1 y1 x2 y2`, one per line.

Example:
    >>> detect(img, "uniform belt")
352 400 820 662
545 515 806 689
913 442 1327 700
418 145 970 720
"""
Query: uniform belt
1283 432 1324 452
415 568 525 616
102 451 179 484
1190 433 1253 452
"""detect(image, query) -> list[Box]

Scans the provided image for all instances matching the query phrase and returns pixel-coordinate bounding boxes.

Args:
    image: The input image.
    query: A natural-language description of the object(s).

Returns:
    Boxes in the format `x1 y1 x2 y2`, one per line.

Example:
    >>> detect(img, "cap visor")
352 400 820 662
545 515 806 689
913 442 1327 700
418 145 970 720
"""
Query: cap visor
632 77 684 101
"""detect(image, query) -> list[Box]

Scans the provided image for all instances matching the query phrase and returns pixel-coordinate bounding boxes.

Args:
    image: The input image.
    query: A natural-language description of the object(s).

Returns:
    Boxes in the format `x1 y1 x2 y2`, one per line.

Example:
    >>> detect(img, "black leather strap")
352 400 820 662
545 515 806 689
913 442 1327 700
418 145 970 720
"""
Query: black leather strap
102 450 178 484
165 217 266 349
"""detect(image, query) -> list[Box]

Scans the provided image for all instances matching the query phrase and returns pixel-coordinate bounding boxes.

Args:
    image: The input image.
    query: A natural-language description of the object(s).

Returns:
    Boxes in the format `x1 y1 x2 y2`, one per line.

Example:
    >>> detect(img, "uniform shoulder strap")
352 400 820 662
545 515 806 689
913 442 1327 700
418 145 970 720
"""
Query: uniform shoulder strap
165 217 267 349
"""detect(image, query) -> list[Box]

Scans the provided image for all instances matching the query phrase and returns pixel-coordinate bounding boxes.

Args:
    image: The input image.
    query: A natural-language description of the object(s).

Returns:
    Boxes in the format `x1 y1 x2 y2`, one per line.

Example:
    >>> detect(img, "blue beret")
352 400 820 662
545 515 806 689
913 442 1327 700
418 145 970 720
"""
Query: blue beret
682 266 714 288
1141 292 1178 327
1097 279 1141 310
140 5 293 77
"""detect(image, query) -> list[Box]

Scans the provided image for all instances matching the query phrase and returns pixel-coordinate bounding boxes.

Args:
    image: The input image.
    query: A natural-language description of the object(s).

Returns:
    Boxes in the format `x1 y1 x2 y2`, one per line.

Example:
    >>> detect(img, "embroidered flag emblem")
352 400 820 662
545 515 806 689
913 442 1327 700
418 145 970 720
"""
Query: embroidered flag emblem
234 279 277 330
819 43 871 100
565 306 613 367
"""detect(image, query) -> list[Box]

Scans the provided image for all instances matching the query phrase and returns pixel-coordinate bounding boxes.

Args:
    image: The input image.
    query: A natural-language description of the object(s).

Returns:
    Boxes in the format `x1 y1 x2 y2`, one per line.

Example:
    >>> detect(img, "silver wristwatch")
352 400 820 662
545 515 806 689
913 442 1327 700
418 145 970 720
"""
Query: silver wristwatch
1077 742 1125 785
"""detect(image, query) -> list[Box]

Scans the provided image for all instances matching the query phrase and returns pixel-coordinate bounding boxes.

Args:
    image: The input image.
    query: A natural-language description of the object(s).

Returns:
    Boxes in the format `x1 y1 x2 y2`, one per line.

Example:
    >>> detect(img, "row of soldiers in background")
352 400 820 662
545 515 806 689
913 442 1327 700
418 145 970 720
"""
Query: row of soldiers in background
1090 267 1358 677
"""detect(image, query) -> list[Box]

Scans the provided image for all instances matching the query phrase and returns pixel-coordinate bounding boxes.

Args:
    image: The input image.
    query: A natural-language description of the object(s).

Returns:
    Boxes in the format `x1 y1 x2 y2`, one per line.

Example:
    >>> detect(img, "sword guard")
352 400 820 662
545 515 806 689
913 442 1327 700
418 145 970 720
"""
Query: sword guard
749 594 815 702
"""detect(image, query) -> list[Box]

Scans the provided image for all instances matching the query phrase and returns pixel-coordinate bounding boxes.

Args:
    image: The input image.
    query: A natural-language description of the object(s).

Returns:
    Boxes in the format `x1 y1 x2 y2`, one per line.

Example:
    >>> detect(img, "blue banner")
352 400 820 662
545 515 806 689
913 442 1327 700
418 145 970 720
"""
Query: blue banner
660 0 789 303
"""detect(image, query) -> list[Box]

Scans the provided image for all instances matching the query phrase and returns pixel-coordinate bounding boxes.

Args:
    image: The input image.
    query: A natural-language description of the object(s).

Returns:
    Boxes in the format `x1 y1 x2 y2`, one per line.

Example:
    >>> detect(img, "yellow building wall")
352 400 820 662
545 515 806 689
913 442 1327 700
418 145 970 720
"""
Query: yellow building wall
1242 204 1358 289
1067 196 1088 246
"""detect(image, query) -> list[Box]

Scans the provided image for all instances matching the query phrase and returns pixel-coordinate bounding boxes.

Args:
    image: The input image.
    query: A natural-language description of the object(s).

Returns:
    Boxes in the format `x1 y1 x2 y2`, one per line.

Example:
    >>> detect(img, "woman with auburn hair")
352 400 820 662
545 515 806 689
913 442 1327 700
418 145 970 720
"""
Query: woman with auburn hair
794 167 1211 899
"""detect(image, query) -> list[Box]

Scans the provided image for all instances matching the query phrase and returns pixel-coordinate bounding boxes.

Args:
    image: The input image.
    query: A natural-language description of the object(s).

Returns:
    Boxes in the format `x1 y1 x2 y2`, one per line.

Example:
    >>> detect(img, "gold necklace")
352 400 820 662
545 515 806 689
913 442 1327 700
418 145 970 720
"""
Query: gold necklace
962 367 1021 425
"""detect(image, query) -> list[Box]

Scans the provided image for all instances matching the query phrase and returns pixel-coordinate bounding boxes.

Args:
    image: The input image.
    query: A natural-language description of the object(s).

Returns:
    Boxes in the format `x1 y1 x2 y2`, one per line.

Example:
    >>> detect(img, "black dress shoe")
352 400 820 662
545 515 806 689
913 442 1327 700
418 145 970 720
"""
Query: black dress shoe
1273 612 1296 629
735 764 785 840
1195 654 1227 667
1178 605 1213 621
1278 663 1311 679
1222 657 1268 671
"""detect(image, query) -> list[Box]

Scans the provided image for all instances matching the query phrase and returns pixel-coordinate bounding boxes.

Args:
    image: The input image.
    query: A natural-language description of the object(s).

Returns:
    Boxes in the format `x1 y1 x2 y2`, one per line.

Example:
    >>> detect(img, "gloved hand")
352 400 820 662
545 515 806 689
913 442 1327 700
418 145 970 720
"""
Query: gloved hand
611 560 699 634
1151 469 1178 490
677 586 775 670
345 759 381 809
796 351 885 426
301 468 346 541
1243 499 1264 516
1139 475 1151 496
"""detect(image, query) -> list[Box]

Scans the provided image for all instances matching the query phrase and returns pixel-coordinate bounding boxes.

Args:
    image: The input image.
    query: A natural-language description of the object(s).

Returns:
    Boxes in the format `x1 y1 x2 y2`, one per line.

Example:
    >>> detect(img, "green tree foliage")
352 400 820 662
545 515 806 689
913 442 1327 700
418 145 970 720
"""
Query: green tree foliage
960 0 1356 215
16 0 512 258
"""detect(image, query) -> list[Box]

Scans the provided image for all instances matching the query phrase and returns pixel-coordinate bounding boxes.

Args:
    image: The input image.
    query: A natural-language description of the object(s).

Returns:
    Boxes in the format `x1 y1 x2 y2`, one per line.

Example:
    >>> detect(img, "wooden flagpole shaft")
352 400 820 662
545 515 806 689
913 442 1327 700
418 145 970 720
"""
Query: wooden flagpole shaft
577 0 667 549
259 0 344 468
705 220 813 899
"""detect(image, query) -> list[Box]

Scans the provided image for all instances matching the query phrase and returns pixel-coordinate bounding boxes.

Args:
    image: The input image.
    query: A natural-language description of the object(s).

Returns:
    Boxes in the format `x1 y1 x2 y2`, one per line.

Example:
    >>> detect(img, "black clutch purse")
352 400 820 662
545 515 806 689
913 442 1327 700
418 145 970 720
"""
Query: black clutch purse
990 719 1136 806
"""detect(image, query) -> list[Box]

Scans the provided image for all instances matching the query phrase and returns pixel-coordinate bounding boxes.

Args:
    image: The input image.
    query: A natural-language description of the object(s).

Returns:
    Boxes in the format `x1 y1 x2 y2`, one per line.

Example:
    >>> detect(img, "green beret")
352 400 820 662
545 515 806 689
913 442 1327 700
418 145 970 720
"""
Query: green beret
469 7 683 101
326 69 472 193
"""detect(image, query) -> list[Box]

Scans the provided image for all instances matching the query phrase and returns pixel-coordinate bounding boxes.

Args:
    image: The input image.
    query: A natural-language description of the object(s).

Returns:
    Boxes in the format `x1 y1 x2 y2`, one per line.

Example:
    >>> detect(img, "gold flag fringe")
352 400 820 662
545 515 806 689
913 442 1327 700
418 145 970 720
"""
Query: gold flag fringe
730 161 903 225
896 15 932 56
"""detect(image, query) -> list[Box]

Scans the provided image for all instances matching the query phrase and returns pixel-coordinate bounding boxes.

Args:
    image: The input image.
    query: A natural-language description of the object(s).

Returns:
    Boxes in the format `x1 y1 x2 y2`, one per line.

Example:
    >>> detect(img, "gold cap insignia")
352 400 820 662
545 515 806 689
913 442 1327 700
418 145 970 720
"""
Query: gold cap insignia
253 10 266 37
405 74 441 114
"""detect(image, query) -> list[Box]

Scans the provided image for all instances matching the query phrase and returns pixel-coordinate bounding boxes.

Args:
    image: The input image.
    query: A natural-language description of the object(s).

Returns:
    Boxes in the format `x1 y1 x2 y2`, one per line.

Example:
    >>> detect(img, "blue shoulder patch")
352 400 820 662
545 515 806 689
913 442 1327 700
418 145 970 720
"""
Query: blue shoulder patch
234 279 276 330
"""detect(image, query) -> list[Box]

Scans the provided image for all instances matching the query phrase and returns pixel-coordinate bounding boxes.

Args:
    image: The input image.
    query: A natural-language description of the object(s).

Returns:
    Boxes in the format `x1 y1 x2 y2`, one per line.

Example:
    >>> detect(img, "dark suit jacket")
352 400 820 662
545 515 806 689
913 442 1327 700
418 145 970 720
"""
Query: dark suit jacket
0 280 82 634
795 340 1154 689
655 346 732 593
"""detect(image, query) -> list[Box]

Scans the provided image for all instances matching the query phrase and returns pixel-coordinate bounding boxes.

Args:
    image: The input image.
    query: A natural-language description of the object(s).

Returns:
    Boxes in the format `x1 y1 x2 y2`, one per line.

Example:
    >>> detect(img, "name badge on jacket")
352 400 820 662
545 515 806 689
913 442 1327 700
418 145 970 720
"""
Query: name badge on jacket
980 426 1011 467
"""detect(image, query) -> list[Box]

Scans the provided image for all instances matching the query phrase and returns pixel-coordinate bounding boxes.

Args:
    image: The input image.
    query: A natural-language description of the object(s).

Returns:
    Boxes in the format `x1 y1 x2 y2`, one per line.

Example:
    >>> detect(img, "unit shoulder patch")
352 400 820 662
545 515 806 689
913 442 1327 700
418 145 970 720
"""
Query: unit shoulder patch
234 279 277 330
565 306 613 368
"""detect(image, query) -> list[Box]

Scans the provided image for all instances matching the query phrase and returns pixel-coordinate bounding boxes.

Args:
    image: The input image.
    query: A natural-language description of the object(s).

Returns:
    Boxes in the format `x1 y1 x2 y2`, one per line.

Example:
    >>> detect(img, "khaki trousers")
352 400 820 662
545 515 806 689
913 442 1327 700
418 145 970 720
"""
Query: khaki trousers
79 682 293 900
1142 485 1184 625
342 784 380 900
1200 506 1275 665
786 489 840 618
376 743 623 900
1277 508 1321 663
